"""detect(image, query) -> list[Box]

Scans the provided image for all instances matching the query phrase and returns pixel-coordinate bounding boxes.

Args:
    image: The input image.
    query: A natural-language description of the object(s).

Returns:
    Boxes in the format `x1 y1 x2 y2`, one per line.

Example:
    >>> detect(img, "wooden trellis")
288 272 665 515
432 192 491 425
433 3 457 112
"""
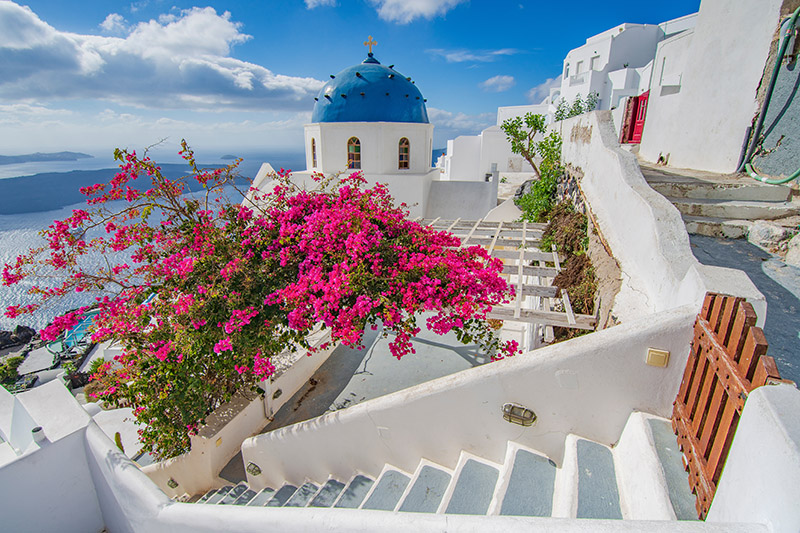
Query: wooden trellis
420 219 596 332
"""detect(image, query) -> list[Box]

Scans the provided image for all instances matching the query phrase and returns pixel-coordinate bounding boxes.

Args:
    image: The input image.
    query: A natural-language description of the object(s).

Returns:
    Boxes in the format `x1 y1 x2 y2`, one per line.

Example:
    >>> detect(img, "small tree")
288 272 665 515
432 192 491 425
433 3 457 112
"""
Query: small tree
500 113 548 178
3 142 519 458
515 130 564 223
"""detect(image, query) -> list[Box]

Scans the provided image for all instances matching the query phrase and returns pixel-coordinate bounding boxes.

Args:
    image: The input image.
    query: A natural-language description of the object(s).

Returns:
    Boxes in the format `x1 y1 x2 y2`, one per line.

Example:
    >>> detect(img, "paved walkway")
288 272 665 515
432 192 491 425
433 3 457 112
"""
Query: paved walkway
690 235 800 384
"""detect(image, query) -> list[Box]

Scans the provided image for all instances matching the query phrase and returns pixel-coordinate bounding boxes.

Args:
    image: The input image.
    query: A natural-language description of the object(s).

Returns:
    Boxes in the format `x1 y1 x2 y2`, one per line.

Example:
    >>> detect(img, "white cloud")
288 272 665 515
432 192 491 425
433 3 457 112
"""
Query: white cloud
100 13 127 34
0 2 324 111
304 0 337 8
427 48 519 63
526 75 561 104
480 75 515 93
368 0 466 24
129 1 150 14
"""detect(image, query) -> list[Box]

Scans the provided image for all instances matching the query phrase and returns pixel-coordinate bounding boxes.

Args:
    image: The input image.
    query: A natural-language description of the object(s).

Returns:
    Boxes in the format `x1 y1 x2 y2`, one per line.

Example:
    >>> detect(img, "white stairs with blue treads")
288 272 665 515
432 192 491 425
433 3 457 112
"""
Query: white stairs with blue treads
193 413 697 521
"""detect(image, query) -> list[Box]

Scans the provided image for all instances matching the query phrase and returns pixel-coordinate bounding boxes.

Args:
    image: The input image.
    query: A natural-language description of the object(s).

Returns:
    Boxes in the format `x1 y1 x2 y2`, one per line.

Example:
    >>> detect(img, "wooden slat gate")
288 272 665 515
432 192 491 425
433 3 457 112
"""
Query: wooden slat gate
672 293 786 519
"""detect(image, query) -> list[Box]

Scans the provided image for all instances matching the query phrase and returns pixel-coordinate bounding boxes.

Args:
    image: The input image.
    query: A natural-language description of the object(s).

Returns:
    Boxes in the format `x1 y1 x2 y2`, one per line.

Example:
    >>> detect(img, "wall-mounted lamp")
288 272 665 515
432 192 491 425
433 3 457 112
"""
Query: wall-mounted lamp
246 462 262 476
502 403 537 427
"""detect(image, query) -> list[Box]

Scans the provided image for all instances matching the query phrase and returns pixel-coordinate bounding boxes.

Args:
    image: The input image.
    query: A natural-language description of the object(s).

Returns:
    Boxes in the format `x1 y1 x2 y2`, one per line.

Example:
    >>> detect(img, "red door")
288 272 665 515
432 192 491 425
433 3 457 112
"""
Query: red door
630 91 650 144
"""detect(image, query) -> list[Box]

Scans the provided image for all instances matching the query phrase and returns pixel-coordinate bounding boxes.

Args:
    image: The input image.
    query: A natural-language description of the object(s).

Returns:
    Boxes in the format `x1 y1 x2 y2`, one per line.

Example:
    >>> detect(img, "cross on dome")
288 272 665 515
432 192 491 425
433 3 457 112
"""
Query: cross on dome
364 35 377 54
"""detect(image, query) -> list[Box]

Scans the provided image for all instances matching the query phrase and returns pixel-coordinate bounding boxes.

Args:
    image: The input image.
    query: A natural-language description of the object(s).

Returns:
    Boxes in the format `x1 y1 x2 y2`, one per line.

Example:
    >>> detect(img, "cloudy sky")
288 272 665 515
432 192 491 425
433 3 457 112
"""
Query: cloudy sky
0 0 699 159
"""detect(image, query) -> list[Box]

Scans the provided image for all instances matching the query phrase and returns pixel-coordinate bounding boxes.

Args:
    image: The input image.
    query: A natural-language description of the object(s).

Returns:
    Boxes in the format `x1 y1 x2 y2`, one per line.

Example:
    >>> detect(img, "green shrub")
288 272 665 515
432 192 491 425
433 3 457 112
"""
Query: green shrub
0 356 24 384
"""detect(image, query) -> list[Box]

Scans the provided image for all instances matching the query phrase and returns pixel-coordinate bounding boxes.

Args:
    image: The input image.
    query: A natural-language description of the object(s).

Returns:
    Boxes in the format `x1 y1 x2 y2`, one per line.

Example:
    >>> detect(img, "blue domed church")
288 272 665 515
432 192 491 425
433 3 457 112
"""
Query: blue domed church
254 38 498 219
296 40 436 216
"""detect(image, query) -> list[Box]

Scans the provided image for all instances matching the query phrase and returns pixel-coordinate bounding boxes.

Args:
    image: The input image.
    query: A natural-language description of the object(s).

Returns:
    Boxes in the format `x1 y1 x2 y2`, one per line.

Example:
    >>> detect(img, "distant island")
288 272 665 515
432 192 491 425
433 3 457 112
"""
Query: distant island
0 151 93 166
220 154 239 160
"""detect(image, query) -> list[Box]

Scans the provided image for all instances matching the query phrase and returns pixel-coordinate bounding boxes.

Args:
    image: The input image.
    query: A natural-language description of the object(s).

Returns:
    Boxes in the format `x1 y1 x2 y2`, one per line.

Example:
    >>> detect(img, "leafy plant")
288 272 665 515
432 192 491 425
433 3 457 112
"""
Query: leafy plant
3 142 519 458
0 356 24 384
500 113 547 178
501 112 564 222
553 92 599 121
61 361 77 376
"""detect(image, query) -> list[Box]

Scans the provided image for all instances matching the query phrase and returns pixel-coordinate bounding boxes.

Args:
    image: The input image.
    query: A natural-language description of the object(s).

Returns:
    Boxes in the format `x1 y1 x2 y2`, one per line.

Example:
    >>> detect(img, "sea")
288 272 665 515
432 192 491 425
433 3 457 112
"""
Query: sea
0 150 304 331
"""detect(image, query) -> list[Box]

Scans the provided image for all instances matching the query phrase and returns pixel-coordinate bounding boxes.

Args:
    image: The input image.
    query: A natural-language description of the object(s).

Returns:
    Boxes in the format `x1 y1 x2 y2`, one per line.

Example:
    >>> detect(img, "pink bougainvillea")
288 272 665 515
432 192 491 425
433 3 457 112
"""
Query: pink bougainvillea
2 141 516 458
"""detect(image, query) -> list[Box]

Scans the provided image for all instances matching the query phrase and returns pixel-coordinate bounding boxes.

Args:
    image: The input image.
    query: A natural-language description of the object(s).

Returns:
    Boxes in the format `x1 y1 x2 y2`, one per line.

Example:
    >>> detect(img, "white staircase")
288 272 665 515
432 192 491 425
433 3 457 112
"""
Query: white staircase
193 413 697 522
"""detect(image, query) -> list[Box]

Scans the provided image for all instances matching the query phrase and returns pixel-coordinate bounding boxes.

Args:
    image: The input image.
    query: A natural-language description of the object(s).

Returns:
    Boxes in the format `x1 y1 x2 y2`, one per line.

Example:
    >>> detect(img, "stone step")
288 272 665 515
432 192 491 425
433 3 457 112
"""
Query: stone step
444 455 500 515
647 179 791 202
398 461 452 513
217 483 248 505
667 197 799 220
197 488 218 504
266 484 297 507
246 487 275 507
205 485 232 505
284 481 318 507
498 447 557 517
681 215 751 238
334 474 374 509
232 486 258 506
360 466 411 511
647 418 697 520
576 439 622 519
309 479 346 508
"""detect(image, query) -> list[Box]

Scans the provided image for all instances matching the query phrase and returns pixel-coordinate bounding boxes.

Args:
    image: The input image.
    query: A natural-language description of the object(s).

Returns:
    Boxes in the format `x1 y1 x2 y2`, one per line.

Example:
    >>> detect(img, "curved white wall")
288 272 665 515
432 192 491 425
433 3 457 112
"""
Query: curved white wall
555 111 765 323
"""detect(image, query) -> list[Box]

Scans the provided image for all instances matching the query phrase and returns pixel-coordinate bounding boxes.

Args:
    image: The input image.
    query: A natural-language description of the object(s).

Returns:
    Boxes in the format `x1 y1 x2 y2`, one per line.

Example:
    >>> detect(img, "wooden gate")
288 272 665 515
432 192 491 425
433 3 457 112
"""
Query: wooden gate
672 293 786 519
630 90 649 144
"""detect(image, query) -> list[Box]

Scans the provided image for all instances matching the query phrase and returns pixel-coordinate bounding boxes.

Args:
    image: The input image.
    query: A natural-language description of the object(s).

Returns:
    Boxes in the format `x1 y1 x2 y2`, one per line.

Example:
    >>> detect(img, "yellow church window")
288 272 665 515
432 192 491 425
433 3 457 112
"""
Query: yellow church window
398 137 410 169
347 137 361 169
311 138 317 168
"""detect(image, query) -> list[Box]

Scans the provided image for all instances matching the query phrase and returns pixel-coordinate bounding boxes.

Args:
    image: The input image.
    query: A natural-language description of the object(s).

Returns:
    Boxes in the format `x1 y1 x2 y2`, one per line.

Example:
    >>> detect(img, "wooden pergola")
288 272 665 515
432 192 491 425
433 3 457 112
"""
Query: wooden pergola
419 219 597 340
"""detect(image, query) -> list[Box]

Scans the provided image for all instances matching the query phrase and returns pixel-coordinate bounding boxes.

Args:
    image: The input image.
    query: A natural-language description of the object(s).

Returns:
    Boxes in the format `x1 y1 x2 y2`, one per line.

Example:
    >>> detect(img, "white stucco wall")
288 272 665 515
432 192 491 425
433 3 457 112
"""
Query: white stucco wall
636 30 694 160
639 0 783 172
707 383 800 533
445 135 482 181
305 121 433 175
242 306 697 490
554 111 765 322
0 382 104 533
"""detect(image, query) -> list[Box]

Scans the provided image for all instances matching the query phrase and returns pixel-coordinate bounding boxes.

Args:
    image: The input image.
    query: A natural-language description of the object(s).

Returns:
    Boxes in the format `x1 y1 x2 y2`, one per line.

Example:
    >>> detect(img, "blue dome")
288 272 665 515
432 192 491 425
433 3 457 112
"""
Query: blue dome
311 55 429 124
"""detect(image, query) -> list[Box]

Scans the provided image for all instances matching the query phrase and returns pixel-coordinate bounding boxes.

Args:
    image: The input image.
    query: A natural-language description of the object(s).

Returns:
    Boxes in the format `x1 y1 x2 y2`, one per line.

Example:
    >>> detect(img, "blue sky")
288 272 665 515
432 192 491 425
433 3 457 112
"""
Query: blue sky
0 0 699 159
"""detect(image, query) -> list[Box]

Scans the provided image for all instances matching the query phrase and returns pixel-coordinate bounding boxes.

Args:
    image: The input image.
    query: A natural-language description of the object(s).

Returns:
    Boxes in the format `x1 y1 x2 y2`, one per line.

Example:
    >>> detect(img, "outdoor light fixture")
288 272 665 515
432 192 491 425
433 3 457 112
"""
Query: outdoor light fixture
246 462 262 476
167 478 179 489
502 403 537 427
646 348 670 367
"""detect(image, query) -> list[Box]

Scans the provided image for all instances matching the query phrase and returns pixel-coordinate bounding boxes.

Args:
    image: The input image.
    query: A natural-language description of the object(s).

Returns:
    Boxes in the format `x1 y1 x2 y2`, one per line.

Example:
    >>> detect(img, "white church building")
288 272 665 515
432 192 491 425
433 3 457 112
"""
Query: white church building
253 47 499 220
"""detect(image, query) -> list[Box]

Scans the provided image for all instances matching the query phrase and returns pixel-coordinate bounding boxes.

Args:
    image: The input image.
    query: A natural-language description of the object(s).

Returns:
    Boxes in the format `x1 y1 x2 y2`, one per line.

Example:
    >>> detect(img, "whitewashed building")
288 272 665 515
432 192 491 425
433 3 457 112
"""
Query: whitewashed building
638 0 785 173
440 103 549 182
556 14 697 112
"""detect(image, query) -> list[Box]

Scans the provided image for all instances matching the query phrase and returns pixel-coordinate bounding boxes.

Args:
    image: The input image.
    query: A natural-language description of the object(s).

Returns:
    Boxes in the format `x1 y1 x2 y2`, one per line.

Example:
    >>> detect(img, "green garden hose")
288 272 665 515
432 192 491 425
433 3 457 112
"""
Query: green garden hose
739 6 800 185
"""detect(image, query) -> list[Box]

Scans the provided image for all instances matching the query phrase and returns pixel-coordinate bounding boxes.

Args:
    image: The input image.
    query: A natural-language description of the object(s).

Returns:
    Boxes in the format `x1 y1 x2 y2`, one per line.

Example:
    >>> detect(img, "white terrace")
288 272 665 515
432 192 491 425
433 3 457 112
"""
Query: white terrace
1 112 798 532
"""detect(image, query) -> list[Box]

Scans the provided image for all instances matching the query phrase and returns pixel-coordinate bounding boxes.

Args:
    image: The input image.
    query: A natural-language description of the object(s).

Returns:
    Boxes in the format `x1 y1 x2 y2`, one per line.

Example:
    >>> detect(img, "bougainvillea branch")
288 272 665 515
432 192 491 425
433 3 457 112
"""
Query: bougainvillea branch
2 141 517 458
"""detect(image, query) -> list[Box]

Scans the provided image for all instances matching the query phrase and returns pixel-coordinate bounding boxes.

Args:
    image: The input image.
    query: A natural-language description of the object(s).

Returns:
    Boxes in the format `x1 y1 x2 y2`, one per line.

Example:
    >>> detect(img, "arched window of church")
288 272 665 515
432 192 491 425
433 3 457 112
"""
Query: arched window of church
347 137 361 169
398 138 410 169
311 138 317 168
